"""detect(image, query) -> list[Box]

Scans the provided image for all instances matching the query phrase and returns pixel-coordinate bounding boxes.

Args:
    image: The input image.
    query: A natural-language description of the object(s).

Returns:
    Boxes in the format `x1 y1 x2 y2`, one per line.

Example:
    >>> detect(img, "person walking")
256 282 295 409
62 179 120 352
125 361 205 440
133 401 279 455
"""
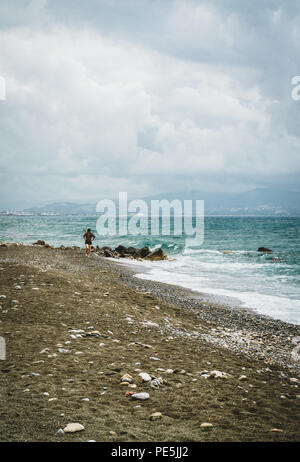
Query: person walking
83 228 95 257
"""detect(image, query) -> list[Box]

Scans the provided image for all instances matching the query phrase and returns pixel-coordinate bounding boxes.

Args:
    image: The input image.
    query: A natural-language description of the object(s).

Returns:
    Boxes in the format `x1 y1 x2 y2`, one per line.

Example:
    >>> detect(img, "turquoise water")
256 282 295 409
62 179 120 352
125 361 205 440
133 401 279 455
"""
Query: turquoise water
0 215 299 324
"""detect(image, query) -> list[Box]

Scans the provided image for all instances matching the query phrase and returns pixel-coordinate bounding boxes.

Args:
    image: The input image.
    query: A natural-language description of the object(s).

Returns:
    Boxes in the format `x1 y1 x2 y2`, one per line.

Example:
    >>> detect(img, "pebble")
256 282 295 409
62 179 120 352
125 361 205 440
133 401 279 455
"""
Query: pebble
200 423 213 429
58 348 69 353
15 285 21 290
57 429 65 435
149 412 162 421
139 372 152 382
63 423 85 433
239 375 248 381
40 348 50 355
49 398 58 402
131 392 150 401
121 373 134 384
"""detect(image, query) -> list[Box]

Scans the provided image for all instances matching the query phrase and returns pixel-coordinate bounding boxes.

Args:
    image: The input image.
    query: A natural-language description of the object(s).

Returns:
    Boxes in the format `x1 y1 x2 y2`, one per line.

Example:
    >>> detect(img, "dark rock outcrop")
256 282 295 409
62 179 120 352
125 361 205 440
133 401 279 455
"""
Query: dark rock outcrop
258 247 272 253
94 245 167 261
145 248 167 261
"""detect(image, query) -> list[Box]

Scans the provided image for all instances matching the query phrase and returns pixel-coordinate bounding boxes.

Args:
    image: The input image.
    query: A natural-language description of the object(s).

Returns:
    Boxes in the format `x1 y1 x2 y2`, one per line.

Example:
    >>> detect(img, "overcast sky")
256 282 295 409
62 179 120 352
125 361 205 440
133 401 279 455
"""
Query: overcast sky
0 0 300 204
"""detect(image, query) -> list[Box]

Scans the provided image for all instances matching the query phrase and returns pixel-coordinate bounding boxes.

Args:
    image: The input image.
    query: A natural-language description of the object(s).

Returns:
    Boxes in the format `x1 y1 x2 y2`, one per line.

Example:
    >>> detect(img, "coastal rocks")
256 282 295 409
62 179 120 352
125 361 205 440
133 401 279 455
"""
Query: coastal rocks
33 240 46 246
63 423 85 433
95 245 167 261
258 247 272 253
145 248 167 261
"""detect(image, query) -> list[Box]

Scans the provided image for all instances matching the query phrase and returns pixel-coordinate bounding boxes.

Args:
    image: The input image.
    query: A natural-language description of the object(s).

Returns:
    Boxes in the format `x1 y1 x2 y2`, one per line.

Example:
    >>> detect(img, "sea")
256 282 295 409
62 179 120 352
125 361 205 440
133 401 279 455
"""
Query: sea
0 215 300 325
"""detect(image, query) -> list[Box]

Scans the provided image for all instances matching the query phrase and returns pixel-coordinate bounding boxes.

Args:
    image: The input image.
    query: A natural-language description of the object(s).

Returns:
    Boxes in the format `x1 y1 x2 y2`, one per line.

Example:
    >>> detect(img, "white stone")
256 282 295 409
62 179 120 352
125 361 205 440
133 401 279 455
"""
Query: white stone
131 392 150 400
139 372 152 382
63 423 85 433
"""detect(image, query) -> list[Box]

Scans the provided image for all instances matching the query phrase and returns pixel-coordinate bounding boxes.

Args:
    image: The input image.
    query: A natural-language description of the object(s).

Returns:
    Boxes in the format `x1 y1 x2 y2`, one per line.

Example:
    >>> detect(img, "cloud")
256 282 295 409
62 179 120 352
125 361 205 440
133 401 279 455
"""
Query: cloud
0 0 299 204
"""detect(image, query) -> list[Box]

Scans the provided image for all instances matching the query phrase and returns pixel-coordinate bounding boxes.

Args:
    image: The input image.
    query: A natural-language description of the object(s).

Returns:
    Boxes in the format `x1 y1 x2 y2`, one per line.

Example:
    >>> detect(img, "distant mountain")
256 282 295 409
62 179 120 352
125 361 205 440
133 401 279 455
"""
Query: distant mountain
142 188 300 216
24 201 96 215
7 188 299 216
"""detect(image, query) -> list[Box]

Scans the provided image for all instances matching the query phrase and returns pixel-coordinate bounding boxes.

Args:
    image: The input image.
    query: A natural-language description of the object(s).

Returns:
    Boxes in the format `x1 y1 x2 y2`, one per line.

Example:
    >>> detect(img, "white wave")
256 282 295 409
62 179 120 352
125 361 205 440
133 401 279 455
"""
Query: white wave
134 268 300 325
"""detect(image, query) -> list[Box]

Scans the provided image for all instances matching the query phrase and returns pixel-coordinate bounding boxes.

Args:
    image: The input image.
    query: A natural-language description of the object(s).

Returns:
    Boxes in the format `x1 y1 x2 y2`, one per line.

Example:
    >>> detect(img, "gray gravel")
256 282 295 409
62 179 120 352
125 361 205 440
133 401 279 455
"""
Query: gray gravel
93 254 300 374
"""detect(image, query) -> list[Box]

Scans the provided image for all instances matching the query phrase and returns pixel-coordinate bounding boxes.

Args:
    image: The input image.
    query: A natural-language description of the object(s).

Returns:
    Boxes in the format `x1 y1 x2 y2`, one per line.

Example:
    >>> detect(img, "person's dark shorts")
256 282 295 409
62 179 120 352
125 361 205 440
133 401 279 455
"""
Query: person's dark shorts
85 240 92 245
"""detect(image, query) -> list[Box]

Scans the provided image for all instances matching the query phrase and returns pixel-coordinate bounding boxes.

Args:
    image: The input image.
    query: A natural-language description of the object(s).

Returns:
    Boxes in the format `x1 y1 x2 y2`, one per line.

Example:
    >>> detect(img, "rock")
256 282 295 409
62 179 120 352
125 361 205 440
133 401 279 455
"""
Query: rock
139 372 152 382
145 248 167 261
149 379 161 389
33 240 45 246
58 348 69 353
121 373 134 384
63 423 85 433
115 245 129 256
57 429 64 435
142 321 159 328
138 246 150 258
239 375 247 381
131 392 150 401
40 348 50 354
290 377 299 383
149 412 162 421
208 370 231 379
15 285 21 290
270 428 283 432
258 247 272 253
127 247 139 256
104 248 116 258
200 423 213 429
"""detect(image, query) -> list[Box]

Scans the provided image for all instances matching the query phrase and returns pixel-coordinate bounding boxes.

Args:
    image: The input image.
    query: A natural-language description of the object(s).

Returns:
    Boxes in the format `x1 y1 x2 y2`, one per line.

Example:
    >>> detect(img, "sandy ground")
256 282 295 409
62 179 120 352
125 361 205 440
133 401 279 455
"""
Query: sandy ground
0 244 299 442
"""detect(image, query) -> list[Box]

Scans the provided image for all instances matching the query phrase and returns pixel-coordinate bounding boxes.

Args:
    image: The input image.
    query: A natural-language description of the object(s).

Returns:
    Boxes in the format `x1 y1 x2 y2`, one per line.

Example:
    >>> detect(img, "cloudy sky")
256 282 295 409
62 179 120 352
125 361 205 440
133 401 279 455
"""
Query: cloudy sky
0 0 300 205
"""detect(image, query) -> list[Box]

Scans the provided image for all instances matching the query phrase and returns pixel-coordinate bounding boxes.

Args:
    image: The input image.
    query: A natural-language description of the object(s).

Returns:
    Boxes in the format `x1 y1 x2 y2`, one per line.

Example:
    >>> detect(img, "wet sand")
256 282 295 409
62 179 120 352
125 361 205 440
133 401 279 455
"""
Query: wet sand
0 243 299 442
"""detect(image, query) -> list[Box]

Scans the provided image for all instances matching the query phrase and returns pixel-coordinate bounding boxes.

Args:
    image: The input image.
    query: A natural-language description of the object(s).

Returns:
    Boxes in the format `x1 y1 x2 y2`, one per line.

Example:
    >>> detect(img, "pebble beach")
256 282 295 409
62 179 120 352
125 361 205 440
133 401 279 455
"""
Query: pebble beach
0 242 299 442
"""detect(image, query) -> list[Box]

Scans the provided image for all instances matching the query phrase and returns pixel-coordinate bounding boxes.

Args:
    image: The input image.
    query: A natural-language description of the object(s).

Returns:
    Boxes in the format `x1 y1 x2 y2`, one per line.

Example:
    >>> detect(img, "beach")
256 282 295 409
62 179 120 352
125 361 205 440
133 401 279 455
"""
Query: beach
0 243 299 442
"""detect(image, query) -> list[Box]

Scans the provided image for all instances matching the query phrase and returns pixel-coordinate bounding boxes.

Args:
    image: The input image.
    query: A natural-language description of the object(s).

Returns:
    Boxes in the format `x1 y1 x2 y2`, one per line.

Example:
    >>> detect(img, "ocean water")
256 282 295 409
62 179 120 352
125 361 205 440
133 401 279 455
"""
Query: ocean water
0 215 299 325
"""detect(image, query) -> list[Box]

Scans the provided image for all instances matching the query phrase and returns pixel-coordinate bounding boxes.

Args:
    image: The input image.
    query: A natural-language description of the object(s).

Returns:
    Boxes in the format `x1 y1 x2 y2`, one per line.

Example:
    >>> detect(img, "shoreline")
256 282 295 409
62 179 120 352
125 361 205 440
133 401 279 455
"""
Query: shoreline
0 243 299 441
97 254 300 374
